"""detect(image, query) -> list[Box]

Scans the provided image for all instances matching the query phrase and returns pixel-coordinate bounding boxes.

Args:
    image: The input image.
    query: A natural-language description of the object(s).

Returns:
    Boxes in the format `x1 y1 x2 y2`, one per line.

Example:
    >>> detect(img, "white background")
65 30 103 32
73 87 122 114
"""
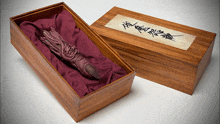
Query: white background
1 0 219 124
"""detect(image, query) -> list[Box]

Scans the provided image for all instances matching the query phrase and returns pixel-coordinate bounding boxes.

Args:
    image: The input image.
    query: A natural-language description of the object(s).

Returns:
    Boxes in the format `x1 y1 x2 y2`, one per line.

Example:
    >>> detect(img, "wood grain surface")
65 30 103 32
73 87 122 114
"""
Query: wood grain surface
10 3 135 122
90 6 216 95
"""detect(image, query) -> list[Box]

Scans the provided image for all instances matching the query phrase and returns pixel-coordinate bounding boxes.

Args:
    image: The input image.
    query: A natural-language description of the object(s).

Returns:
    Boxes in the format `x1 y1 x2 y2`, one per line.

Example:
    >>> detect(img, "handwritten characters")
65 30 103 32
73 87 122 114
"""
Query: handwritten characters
122 21 181 41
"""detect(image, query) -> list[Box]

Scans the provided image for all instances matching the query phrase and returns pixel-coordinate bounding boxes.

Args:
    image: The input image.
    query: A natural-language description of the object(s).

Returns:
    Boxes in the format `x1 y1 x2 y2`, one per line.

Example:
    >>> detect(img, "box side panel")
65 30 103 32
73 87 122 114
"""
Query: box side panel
77 72 135 122
194 36 216 90
103 37 197 95
10 20 80 120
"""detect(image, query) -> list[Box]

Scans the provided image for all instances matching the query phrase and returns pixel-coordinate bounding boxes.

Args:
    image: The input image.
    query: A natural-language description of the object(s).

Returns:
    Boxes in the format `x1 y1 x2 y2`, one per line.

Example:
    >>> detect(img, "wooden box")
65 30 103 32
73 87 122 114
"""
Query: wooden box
10 3 135 122
90 7 216 95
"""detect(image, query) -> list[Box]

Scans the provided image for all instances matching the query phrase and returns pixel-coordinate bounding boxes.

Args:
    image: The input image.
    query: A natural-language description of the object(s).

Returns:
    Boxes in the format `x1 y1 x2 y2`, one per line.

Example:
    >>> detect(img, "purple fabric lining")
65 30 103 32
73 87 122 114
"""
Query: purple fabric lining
19 10 126 97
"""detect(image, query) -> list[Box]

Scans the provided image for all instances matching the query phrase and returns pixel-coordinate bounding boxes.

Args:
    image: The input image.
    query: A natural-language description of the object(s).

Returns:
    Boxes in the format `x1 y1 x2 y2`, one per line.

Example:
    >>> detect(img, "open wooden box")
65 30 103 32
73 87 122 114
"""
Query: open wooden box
10 3 135 122
90 7 216 95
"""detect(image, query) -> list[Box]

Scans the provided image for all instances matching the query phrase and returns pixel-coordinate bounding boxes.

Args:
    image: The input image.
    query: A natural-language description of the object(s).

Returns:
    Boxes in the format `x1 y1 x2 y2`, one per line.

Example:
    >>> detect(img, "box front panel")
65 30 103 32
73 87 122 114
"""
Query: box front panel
78 72 135 121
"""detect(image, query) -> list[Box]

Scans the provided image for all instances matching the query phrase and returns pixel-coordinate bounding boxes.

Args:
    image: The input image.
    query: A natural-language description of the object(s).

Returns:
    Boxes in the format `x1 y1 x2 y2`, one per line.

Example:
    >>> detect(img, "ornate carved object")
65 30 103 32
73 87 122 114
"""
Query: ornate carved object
39 27 100 79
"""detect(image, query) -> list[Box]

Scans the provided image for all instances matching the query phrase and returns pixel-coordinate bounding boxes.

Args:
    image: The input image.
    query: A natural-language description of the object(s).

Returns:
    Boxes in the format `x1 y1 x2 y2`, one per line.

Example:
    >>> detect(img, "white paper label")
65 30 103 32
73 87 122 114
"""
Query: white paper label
105 14 196 50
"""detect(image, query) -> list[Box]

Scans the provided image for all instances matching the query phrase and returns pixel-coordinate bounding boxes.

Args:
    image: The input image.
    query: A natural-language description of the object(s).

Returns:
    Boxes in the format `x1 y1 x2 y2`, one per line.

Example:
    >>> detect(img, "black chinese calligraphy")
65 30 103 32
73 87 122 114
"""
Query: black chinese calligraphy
122 21 182 41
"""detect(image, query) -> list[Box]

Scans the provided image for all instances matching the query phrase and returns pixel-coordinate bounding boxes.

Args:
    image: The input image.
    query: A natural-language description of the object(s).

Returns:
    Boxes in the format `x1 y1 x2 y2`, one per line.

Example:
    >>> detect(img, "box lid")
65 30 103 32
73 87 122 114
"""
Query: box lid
90 6 216 67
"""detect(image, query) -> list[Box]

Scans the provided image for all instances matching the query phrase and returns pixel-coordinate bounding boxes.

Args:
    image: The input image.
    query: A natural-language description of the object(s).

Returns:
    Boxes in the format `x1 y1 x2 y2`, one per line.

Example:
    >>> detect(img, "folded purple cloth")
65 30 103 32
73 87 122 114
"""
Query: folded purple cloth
19 10 127 97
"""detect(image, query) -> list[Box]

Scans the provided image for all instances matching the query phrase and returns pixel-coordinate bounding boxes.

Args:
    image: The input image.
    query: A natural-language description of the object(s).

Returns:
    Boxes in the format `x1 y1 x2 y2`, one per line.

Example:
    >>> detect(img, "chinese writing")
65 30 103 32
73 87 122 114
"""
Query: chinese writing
122 21 180 41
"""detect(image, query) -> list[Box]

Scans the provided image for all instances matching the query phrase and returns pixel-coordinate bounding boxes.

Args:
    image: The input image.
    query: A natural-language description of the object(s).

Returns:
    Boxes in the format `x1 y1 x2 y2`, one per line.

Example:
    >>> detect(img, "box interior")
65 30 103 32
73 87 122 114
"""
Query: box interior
12 3 133 73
